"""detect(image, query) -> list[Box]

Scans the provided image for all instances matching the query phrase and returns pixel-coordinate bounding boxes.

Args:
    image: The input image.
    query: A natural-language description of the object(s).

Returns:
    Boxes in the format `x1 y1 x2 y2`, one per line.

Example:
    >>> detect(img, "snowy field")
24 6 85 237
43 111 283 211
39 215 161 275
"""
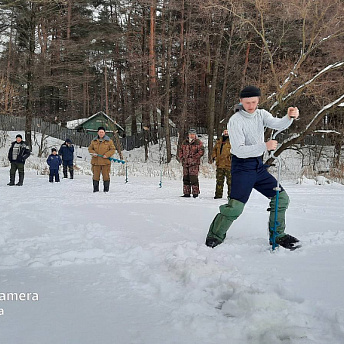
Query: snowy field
1 131 344 343
1 167 344 343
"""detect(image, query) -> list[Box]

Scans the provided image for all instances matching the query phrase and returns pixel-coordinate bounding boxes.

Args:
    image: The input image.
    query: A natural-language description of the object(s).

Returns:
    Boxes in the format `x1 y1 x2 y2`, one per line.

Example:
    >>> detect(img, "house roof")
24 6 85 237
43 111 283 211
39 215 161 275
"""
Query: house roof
67 111 124 132
66 118 88 129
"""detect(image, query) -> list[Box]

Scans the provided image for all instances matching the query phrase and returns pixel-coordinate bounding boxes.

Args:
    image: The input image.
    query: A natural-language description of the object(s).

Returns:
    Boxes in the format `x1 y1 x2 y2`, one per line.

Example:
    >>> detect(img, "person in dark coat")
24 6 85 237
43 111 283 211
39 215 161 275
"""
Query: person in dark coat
7 134 31 186
47 148 62 182
58 138 74 179
178 128 205 198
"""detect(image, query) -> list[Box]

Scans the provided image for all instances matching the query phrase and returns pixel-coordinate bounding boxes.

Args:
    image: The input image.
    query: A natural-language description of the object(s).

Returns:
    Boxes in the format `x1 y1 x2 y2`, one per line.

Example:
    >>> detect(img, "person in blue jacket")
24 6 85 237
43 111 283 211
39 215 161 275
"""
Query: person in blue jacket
47 148 62 182
58 138 74 179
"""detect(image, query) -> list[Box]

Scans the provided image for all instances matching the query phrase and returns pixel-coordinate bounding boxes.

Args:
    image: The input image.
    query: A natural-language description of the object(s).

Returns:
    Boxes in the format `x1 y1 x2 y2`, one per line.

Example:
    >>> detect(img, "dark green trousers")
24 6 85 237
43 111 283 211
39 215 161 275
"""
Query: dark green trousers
10 162 24 184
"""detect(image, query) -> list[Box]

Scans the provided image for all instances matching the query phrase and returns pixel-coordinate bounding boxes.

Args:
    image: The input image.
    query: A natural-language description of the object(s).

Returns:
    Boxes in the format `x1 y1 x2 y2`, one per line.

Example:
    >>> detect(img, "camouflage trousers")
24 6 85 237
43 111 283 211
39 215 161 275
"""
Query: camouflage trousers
215 167 231 198
183 165 200 195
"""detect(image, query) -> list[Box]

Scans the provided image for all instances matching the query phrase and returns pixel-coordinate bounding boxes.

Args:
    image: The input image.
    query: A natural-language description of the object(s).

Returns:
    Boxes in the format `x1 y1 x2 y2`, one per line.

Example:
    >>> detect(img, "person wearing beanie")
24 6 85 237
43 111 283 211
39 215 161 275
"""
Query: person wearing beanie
205 86 300 250
7 134 31 186
178 128 204 198
58 138 74 179
212 129 232 199
47 148 62 183
88 127 116 193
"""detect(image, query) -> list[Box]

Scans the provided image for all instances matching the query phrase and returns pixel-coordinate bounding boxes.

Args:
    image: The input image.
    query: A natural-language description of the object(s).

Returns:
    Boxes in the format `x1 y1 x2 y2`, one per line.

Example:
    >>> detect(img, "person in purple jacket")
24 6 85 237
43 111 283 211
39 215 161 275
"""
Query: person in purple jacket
47 148 62 183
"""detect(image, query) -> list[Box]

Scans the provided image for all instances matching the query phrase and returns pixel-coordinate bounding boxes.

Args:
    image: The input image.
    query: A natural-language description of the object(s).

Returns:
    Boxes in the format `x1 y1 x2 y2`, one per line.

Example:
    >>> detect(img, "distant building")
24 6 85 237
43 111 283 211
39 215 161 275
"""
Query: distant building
67 111 125 137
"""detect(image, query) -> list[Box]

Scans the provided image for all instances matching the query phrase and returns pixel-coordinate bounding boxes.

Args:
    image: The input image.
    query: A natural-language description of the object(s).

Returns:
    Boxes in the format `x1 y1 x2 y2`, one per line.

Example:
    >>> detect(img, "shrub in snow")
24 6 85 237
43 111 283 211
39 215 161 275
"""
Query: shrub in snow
297 176 316 185
315 175 331 185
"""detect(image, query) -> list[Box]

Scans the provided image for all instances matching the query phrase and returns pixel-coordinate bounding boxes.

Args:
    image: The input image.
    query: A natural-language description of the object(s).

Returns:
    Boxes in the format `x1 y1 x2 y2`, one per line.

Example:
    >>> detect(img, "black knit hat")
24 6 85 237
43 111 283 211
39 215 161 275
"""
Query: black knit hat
97 126 106 132
16 134 22 139
52 148 57 152
240 86 261 98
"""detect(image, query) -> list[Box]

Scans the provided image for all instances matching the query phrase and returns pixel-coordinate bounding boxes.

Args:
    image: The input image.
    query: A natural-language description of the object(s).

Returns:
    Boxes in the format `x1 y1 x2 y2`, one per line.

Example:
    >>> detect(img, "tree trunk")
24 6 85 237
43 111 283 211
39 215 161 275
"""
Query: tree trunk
333 134 343 168
207 24 224 163
25 3 36 149
163 9 172 163
113 130 123 160
67 0 72 40
241 41 250 88
142 8 150 161
177 0 189 154
149 0 158 144
218 22 234 135
4 20 13 113
104 63 109 115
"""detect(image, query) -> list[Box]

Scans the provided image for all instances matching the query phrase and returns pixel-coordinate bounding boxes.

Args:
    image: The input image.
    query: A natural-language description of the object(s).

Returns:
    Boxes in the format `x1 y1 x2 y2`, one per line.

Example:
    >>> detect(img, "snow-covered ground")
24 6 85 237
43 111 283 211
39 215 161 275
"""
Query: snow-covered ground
1 132 344 343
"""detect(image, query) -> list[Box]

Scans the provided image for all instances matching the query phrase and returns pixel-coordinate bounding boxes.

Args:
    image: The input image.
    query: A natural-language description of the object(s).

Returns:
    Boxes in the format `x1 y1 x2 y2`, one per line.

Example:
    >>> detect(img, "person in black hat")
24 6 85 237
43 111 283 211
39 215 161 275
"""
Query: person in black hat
58 138 74 179
178 128 204 198
47 148 62 182
205 86 300 249
7 134 31 186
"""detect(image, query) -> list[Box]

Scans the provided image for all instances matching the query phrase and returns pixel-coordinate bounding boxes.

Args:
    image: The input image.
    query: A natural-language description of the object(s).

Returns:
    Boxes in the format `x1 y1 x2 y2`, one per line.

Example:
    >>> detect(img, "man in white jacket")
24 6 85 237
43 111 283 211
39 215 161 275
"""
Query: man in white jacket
205 86 300 249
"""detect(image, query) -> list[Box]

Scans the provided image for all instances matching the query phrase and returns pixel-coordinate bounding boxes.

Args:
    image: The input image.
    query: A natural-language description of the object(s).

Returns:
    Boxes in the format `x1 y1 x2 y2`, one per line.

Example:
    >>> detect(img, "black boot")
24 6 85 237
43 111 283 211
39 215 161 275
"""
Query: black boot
8 173 15 185
93 180 99 192
270 234 300 250
205 237 222 248
69 167 74 179
103 180 110 192
16 172 24 186
63 166 68 178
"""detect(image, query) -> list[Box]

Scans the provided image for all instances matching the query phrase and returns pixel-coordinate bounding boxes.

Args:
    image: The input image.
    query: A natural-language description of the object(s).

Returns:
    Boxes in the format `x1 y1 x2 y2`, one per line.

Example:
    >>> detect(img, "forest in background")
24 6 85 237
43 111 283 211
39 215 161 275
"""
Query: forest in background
0 0 343 164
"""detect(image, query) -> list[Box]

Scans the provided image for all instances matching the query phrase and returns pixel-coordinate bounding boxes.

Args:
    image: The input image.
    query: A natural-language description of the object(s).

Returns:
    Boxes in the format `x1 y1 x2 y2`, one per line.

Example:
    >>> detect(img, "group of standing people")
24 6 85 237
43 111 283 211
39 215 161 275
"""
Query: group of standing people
6 85 301 250
178 85 300 250
46 126 116 193
6 126 116 193
178 128 232 200
46 139 75 183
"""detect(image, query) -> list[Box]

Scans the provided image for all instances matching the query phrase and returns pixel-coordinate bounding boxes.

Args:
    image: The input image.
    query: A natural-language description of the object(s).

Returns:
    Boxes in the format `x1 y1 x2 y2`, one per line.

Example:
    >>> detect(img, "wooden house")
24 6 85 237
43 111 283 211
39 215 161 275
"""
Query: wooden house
67 111 125 137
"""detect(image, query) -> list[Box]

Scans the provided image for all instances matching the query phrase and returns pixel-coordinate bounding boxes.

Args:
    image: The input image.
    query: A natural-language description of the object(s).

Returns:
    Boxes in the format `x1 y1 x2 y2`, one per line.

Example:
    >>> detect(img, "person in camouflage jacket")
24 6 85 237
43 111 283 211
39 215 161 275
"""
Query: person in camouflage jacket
178 129 204 198
212 129 232 199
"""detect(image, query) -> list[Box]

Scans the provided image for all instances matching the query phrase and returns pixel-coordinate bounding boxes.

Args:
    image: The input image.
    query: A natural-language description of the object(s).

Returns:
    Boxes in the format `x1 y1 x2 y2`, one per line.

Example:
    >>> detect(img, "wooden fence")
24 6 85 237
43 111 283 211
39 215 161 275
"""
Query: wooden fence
0 114 332 149
0 115 180 151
